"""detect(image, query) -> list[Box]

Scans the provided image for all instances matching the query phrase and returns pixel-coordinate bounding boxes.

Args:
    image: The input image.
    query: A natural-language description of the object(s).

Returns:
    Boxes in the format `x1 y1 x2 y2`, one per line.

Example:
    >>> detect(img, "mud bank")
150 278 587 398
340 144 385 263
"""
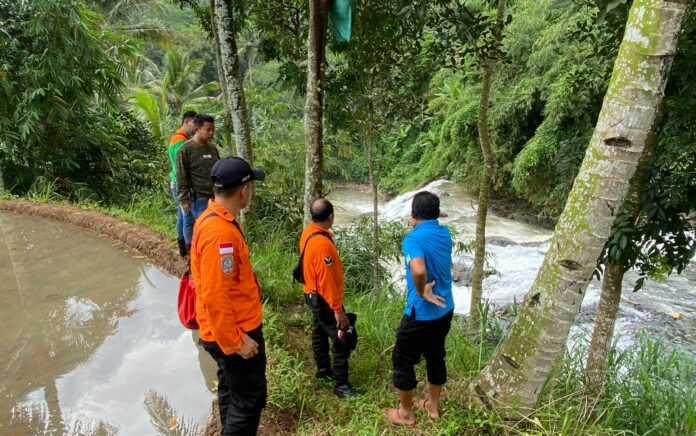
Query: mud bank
0 199 187 277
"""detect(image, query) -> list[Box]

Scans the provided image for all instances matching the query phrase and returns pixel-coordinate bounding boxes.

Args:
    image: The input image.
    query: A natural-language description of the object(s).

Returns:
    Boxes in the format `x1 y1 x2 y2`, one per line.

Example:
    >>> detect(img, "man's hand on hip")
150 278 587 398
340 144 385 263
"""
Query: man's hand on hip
422 280 446 308
181 201 191 213
335 310 349 330
237 333 259 359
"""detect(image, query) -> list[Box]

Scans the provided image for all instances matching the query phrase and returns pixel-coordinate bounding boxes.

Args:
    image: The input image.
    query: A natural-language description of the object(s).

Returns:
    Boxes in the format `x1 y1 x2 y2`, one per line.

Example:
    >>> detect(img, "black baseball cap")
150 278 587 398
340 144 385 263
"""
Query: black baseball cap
211 157 266 189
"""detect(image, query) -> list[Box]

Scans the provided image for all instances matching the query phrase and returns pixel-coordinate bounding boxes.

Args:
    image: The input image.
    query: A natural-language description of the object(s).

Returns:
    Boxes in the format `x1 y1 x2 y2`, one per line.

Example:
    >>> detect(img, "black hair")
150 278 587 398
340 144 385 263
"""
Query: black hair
194 114 215 128
411 191 440 220
182 110 197 123
310 198 334 222
213 182 246 198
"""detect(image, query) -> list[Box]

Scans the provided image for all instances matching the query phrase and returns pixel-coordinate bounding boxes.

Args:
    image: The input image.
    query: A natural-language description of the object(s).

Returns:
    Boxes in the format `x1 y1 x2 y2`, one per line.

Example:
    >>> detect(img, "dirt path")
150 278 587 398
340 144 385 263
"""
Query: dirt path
0 199 294 435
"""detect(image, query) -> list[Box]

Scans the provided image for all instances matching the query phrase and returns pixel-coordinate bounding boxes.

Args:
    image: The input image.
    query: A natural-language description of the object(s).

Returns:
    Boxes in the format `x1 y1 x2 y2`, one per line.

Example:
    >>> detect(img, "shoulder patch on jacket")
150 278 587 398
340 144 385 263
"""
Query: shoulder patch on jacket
324 256 333 266
221 255 234 275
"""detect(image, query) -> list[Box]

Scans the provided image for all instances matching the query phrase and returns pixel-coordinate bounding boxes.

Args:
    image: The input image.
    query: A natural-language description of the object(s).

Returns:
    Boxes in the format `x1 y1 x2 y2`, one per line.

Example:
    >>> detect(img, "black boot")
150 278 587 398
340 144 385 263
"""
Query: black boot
177 238 188 257
333 383 358 399
316 368 333 382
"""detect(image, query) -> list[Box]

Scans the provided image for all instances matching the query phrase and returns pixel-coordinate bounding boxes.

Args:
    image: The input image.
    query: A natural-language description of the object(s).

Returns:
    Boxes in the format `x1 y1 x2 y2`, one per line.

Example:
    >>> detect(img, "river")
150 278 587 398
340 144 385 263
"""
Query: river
327 180 696 350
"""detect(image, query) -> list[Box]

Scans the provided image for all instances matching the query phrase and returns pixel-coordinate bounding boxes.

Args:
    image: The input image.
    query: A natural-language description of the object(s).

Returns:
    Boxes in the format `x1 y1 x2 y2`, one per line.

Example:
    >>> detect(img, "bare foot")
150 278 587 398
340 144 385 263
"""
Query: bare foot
384 407 416 427
415 398 440 419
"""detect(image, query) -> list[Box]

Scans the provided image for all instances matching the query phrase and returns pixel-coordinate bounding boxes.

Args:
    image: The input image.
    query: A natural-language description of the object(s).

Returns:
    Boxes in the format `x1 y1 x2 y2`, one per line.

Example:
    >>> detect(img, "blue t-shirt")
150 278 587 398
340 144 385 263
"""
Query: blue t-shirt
402 219 454 321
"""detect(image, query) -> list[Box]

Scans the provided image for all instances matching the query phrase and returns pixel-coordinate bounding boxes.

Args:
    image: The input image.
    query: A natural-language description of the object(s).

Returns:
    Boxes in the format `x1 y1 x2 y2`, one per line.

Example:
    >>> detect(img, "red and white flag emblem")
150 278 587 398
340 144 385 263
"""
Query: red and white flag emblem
219 242 234 255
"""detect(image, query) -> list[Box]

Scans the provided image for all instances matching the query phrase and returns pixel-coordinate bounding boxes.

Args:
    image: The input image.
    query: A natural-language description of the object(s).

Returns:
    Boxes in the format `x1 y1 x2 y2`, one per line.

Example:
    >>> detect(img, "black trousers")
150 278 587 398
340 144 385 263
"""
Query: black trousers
392 310 453 391
200 325 267 436
305 292 351 385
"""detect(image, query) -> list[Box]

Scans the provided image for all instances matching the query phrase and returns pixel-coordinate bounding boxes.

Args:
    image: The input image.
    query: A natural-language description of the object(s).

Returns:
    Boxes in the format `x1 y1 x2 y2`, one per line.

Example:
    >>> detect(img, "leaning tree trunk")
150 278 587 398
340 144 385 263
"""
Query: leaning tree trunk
468 0 692 416
584 119 659 388
211 0 233 150
366 101 381 295
469 0 507 328
303 0 328 224
214 0 253 163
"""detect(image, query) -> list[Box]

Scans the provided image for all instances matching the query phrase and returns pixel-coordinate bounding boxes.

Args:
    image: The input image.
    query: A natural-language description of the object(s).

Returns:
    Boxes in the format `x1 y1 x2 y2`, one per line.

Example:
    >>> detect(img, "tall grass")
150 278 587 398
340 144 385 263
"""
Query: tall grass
10 189 695 435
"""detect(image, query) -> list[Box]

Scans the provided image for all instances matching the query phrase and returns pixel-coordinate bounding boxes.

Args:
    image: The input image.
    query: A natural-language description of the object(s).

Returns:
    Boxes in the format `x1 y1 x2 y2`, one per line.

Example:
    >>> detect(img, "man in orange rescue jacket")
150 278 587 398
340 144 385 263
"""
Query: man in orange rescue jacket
191 157 266 435
299 198 357 399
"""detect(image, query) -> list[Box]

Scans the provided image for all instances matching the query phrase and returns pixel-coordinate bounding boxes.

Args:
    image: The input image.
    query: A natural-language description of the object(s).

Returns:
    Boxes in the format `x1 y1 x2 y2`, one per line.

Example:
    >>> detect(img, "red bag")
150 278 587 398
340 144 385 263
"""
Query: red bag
177 271 198 329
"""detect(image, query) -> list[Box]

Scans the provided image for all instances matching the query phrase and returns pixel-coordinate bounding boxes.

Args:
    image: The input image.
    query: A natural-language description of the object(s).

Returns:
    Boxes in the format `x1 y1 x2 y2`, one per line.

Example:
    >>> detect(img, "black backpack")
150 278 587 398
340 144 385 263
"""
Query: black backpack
293 231 333 284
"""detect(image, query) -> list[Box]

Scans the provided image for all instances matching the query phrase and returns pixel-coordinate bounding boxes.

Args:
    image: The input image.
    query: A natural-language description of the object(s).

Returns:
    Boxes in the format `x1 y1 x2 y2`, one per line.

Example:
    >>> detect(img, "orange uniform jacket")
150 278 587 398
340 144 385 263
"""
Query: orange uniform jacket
300 222 344 314
191 200 262 355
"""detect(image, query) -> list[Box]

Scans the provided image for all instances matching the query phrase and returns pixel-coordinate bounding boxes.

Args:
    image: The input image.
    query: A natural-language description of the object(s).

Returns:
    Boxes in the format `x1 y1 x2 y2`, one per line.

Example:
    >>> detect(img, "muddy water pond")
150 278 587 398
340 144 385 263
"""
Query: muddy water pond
0 212 215 434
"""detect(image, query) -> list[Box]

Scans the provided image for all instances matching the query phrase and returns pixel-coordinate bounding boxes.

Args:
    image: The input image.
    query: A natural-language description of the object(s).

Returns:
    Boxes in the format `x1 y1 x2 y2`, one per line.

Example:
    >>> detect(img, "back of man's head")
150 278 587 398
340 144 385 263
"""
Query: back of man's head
194 114 215 128
182 110 197 124
311 198 334 222
411 191 440 221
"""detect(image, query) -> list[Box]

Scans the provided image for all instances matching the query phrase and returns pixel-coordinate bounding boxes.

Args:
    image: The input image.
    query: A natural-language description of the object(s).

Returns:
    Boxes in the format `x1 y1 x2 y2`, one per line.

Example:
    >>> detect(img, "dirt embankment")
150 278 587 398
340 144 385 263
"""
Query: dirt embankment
0 199 187 276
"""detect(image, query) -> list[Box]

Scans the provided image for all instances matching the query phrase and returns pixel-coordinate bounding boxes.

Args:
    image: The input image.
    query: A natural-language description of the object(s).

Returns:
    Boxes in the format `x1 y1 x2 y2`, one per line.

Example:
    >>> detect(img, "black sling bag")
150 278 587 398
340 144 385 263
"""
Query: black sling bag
292 231 333 284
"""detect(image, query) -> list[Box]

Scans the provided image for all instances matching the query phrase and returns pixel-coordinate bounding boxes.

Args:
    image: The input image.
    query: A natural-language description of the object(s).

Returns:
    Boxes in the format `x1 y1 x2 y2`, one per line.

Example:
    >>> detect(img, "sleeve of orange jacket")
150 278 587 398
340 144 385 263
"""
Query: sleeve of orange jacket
197 232 244 355
312 242 344 313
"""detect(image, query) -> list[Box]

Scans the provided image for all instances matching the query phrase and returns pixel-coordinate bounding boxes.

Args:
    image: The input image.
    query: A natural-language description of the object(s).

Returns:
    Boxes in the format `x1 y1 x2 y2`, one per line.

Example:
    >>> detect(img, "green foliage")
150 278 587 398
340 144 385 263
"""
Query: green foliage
0 0 170 203
537 333 696 435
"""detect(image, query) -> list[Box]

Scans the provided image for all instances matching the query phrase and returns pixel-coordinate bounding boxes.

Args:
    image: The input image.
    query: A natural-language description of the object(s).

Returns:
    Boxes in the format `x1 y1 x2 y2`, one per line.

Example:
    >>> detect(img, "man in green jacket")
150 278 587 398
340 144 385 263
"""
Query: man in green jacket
176 114 220 252
168 110 196 257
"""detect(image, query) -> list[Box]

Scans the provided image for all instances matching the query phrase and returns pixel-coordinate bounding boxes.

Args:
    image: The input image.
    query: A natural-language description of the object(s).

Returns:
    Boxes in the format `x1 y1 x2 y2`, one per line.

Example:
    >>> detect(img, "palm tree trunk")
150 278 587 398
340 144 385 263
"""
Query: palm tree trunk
584 111 660 388
470 0 507 328
467 0 692 416
211 0 233 150
214 0 253 163
303 0 328 224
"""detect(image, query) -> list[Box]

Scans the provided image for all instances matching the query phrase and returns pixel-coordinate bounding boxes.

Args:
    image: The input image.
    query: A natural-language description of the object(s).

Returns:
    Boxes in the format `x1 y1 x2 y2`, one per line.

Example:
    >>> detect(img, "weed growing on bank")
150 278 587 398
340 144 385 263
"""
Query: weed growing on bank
8 191 694 435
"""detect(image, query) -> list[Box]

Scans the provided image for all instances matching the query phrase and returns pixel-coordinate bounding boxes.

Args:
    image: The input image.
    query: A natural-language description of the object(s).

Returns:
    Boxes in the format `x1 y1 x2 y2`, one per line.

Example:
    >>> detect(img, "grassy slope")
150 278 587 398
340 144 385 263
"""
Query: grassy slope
8 187 694 435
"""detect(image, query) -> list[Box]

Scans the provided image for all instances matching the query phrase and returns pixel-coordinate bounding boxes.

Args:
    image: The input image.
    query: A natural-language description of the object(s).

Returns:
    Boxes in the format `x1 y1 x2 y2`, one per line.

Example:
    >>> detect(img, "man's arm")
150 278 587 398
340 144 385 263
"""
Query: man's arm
175 146 190 211
198 234 258 357
408 257 445 308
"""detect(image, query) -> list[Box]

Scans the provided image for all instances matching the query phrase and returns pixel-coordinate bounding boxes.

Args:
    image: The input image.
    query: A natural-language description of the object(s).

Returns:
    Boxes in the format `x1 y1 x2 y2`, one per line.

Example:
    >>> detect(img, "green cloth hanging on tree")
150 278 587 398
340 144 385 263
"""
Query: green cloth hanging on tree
329 0 353 42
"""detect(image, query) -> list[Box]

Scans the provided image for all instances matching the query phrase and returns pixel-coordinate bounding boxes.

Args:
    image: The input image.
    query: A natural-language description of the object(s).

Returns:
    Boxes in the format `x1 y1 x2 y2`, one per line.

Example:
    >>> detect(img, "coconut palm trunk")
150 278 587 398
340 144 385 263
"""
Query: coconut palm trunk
214 0 253 163
584 125 658 388
468 0 692 416
303 0 328 224
469 0 507 328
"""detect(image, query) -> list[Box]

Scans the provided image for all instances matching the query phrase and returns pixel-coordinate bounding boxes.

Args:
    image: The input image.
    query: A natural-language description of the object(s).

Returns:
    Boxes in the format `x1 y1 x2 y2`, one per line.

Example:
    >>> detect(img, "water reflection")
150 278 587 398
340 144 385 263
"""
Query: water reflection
0 212 216 434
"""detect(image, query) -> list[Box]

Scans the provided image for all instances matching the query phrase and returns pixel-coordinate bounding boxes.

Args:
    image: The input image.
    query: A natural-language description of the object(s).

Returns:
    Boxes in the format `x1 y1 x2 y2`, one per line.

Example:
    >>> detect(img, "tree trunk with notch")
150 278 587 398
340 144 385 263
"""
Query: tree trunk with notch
467 0 692 416
584 120 659 388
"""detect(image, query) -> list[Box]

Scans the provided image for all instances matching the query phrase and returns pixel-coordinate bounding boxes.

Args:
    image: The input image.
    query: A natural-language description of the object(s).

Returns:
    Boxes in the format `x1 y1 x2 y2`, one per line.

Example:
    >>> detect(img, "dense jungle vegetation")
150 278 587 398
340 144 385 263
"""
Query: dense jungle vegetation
1 0 695 434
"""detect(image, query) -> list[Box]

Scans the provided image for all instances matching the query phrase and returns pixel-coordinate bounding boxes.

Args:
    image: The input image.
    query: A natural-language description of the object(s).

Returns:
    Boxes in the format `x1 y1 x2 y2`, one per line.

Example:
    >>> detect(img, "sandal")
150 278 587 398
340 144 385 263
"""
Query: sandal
415 398 440 419
384 407 416 427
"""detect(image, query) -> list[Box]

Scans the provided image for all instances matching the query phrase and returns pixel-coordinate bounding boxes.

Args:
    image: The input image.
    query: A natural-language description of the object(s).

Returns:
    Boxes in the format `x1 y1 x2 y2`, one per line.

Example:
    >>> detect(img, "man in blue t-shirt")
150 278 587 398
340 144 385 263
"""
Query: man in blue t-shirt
385 191 454 427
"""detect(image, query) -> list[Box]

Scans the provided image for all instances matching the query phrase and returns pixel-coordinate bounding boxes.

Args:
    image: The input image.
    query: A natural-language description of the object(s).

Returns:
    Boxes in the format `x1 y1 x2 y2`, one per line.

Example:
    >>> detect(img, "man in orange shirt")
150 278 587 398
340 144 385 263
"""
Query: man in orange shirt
168 110 196 256
299 198 357 398
191 157 266 435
